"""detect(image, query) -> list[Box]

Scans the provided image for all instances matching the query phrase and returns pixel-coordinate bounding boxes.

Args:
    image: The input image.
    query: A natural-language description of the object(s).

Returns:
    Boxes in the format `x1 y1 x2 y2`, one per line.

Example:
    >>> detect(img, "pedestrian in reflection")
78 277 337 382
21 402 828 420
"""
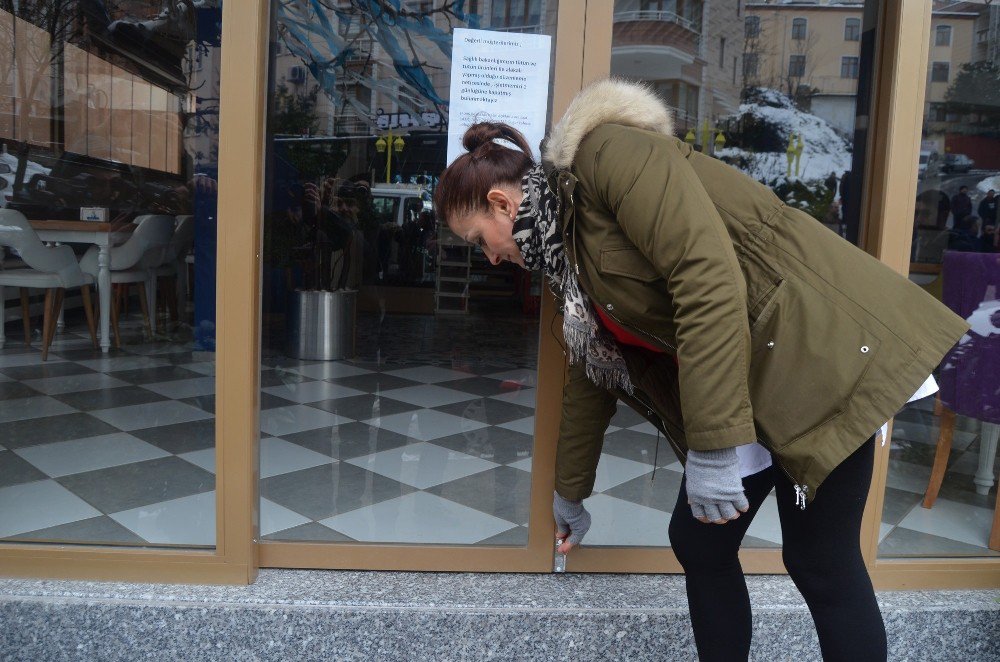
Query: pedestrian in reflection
978 189 997 238
825 171 838 193
951 185 973 227
434 79 967 662
948 215 981 252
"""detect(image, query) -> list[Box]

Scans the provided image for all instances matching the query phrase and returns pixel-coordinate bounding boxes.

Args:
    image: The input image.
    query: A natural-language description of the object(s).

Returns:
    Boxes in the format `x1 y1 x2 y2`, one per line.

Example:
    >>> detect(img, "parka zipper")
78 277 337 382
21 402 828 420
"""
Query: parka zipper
757 436 809 510
629 390 686 461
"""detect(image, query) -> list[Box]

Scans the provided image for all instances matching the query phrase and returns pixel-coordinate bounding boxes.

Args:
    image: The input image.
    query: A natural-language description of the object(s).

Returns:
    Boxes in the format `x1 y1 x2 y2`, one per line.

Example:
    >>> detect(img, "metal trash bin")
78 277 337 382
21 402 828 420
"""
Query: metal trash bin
286 289 356 360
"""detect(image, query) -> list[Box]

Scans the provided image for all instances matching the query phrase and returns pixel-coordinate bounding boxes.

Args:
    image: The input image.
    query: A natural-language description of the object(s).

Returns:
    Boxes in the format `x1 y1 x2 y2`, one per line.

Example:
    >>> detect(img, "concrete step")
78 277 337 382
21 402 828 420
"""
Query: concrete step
1 571 998 661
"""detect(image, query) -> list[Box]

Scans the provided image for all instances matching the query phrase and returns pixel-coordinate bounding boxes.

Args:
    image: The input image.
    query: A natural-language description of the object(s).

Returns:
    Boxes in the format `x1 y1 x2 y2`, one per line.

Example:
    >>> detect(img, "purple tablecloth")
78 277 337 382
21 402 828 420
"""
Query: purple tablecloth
937 251 1000 424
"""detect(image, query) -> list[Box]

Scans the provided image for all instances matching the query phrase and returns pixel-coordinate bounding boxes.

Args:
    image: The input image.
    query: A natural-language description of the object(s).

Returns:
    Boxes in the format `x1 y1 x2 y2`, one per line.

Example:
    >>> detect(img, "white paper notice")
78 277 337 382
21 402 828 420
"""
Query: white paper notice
447 28 552 166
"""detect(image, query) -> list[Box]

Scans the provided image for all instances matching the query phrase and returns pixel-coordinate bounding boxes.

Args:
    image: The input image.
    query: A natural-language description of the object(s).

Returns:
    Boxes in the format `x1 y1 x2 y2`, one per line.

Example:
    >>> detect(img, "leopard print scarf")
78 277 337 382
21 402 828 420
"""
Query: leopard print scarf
512 166 634 395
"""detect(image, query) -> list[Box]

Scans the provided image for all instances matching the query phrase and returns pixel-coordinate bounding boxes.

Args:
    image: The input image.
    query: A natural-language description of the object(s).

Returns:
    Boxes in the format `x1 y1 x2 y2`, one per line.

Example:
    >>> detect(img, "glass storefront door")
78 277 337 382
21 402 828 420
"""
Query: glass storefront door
257 0 559 563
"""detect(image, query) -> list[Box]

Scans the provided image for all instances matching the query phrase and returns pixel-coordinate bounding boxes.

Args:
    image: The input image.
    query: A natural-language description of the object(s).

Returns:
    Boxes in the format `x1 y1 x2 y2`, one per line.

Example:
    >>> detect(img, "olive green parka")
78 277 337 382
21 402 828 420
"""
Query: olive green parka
542 79 968 505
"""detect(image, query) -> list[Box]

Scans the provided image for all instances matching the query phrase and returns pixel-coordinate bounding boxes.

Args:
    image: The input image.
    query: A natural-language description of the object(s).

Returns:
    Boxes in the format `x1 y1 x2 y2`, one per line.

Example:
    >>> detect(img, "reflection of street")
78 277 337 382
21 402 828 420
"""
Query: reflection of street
918 171 998 200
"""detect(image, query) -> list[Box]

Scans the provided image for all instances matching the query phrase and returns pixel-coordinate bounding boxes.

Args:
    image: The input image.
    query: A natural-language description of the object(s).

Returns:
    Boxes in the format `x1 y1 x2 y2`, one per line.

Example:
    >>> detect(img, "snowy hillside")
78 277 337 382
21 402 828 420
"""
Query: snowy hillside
716 88 852 185
977 174 1000 194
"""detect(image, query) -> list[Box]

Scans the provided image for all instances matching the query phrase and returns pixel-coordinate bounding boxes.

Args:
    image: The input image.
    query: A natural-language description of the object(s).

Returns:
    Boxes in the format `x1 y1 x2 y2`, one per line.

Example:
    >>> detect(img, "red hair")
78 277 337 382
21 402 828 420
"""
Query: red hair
434 122 535 228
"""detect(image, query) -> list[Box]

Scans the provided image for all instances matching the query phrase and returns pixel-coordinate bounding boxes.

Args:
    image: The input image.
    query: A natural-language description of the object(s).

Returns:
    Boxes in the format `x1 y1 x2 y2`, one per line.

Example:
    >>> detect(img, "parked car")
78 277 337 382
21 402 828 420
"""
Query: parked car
0 152 50 208
942 153 975 174
4 151 184 220
918 149 940 178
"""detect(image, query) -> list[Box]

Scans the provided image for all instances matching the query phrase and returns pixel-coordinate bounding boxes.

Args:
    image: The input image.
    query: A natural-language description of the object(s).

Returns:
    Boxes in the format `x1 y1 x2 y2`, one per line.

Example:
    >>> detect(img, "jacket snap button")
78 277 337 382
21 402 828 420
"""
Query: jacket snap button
861 345 870 353
767 340 775 349
605 303 613 311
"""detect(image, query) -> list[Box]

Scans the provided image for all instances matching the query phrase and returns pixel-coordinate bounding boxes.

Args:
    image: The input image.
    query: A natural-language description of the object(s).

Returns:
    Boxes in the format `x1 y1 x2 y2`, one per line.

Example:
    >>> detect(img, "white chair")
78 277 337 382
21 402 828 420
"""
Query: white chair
155 214 194 324
0 209 97 360
79 214 175 347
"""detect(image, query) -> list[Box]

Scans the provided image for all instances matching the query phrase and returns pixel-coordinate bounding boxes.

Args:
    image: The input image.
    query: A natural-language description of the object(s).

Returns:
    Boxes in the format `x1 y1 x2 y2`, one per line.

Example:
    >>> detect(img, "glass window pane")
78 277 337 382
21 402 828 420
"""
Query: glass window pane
607 0 880 549
0 1 223 548
846 18 861 42
932 61 951 82
792 18 807 41
937 25 952 47
259 0 556 547
880 0 999 560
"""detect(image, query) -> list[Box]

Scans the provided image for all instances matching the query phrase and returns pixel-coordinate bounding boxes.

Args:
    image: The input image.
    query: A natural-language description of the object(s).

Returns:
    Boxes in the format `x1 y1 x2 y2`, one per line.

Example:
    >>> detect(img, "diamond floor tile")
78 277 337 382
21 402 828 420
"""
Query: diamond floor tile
0 413 121 450
14 433 170 478
382 366 475 384
0 480 102 538
262 381 365 404
378 384 478 408
363 409 488 442
319 491 516 545
345 441 500 490
260 462 414 521
56 456 214 514
896 497 996 549
89 400 212 432
581 493 672 547
0 396 76 424
259 406 351 437
111 491 216 547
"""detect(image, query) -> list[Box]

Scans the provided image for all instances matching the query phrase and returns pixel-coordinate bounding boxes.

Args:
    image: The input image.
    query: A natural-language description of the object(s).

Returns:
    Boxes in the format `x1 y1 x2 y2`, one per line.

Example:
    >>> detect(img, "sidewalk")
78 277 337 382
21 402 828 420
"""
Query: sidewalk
2 570 998 660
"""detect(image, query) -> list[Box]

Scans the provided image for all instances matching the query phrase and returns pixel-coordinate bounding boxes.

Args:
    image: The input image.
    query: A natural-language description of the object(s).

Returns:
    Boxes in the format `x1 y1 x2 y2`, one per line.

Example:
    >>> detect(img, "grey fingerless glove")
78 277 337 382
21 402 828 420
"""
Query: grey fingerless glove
553 491 591 546
685 447 749 522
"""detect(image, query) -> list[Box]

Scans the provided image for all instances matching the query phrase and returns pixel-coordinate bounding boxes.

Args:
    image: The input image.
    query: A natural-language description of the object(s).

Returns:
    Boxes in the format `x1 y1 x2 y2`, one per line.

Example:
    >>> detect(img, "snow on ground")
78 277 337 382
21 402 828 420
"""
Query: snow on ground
717 88 852 184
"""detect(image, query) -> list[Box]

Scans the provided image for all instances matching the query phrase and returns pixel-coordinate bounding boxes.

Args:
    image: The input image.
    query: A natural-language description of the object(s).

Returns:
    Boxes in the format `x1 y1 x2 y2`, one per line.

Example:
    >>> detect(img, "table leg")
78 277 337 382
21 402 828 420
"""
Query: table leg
55 242 65 333
99 245 112 353
146 273 157 336
974 422 998 496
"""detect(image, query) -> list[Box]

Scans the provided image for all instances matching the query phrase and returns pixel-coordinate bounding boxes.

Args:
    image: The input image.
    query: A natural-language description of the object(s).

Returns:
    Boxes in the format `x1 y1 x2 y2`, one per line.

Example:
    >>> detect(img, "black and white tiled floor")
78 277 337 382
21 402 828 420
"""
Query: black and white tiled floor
1 311 997 555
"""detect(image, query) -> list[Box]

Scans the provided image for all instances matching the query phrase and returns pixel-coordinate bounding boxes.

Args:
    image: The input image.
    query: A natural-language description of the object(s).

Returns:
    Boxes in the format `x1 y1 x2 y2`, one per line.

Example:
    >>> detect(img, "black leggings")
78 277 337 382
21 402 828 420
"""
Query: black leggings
668 437 886 662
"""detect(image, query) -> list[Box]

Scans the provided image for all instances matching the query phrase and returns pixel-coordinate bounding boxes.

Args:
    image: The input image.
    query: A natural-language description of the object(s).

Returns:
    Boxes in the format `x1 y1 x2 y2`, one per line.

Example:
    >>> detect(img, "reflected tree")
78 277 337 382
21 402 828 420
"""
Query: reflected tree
275 0 480 131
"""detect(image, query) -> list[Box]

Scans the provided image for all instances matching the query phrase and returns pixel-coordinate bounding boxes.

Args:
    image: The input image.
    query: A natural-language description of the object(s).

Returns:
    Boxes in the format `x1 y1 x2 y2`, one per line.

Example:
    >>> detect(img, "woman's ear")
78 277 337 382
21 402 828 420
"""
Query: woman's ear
486 188 515 219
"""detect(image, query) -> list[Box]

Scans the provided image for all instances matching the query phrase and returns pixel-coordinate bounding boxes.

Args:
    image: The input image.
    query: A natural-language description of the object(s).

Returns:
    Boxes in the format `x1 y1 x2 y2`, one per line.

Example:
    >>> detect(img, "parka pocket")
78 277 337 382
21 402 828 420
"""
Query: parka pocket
599 246 660 283
748 276 881 449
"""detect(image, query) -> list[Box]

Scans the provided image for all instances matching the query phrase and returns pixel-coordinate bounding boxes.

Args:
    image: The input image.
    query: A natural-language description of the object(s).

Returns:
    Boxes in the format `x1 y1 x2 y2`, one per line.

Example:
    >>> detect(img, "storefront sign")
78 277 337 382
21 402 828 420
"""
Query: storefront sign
447 28 552 165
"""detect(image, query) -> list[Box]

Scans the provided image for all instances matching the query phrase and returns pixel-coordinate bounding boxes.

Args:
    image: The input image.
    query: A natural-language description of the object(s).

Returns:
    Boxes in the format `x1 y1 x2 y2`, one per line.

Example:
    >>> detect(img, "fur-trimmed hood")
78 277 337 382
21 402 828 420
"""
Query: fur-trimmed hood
542 78 675 170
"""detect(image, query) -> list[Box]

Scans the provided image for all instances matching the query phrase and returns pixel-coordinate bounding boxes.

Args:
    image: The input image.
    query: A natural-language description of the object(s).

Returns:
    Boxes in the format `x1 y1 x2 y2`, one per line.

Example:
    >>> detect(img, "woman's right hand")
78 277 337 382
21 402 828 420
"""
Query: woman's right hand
553 491 591 553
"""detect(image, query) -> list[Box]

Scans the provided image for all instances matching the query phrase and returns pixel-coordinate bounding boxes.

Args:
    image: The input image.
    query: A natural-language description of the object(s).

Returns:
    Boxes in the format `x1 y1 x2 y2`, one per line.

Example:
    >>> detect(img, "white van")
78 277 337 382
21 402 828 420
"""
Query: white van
918 150 940 178
370 183 432 226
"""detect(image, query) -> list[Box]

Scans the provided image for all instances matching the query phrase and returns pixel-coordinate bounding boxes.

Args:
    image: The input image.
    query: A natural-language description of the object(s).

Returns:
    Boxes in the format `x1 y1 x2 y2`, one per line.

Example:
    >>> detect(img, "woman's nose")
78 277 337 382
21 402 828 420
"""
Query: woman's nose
485 248 501 265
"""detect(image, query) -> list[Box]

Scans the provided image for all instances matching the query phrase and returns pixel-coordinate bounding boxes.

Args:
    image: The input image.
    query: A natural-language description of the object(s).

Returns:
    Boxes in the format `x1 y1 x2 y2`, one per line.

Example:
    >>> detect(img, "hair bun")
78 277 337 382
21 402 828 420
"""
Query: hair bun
462 122 505 152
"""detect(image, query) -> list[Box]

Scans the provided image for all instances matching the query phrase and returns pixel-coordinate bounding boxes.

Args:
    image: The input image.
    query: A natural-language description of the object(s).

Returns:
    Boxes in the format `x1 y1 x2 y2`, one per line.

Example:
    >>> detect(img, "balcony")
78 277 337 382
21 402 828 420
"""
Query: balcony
491 23 542 34
613 10 701 59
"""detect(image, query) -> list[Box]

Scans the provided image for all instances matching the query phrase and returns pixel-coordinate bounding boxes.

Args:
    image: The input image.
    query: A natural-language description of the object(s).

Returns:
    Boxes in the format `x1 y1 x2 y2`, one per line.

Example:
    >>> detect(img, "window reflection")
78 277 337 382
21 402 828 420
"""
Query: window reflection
603 0 877 548
259 0 551 546
0 1 222 548
881 0 999 559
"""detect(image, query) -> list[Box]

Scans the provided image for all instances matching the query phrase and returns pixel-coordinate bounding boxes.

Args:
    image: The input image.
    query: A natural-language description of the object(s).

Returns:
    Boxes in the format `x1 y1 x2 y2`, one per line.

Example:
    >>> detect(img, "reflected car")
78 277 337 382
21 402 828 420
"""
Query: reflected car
4 151 184 220
942 153 974 174
0 154 51 208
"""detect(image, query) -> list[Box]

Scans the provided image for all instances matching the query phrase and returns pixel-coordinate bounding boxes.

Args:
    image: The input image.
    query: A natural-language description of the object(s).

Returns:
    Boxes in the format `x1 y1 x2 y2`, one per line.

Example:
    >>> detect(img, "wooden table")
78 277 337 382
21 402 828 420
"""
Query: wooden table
30 220 134 353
